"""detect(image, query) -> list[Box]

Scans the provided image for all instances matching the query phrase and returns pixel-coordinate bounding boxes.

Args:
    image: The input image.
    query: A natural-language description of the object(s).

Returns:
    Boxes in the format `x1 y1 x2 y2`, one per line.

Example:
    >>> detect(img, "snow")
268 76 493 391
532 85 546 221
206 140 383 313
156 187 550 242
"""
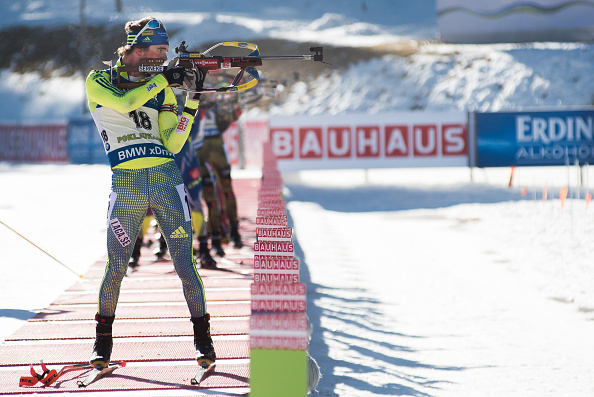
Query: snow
268 41 594 115
285 167 594 396
0 164 111 339
1 0 594 121
2 1 594 396
3 164 594 396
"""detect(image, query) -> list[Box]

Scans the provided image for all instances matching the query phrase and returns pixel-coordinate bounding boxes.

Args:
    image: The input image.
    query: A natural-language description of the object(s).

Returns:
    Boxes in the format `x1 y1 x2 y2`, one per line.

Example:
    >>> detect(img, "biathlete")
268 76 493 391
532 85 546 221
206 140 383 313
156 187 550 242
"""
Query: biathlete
192 97 244 256
174 123 218 268
85 16 215 370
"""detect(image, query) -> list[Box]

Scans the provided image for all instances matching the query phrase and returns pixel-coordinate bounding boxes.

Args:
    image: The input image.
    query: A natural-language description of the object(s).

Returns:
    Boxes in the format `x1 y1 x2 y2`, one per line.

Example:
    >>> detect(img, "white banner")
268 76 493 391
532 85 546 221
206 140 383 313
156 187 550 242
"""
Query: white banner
268 112 468 172
437 0 594 43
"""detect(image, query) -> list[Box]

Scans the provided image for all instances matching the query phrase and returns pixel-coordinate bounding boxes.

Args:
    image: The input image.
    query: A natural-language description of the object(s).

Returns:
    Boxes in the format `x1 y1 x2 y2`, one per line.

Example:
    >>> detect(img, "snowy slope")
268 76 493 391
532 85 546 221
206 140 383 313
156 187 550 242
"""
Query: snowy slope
1 0 593 122
269 42 594 115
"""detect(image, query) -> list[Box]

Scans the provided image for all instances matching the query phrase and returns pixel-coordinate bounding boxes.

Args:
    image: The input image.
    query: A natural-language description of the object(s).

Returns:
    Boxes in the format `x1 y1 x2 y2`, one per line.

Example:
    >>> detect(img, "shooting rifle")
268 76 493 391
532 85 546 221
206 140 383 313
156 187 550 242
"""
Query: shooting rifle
115 41 325 94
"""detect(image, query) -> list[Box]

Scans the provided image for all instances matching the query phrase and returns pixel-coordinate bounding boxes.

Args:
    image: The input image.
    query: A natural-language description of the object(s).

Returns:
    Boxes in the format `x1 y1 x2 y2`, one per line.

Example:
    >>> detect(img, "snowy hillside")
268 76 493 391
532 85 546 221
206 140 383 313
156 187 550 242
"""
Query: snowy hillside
1 0 593 122
267 41 594 116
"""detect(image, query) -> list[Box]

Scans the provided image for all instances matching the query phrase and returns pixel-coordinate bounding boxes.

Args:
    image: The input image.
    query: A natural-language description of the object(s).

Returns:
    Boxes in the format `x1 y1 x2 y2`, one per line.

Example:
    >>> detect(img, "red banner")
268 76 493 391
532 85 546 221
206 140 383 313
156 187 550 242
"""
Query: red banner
0 124 68 163
267 113 468 171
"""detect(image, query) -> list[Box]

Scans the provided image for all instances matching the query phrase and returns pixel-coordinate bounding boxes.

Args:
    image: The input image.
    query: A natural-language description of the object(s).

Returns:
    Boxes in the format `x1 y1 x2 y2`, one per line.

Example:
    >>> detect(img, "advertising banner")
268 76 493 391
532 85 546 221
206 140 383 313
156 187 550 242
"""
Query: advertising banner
0 124 68 163
437 0 594 43
235 118 269 169
269 112 468 172
222 121 240 167
67 117 108 164
475 108 594 167
250 312 309 350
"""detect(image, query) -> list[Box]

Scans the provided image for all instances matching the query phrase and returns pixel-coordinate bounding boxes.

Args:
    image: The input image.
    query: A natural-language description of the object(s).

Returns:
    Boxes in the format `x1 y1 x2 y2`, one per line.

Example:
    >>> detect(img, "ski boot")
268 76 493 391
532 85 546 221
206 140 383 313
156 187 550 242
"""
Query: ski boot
90 314 115 368
191 314 216 365
229 224 243 249
211 238 226 257
198 239 217 269
128 236 142 269
153 233 168 260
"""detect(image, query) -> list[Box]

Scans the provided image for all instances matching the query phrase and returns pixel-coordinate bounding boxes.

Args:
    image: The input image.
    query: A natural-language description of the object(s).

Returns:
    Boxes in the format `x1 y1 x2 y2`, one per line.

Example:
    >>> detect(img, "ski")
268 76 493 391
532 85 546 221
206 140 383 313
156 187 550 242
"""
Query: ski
42 362 92 386
77 361 126 388
191 361 216 385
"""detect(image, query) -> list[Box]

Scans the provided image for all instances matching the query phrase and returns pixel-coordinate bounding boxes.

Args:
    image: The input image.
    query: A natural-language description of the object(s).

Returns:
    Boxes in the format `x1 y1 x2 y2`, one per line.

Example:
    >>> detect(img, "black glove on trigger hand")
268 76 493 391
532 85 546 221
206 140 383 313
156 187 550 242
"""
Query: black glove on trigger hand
189 68 207 100
162 66 186 87
194 68 207 91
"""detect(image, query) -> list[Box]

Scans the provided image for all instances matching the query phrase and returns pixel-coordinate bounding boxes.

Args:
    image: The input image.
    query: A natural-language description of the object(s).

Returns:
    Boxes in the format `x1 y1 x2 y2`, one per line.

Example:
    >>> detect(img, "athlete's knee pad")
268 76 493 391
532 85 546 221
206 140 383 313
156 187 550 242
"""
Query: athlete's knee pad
219 169 235 198
201 176 216 203
224 190 236 200
220 167 231 179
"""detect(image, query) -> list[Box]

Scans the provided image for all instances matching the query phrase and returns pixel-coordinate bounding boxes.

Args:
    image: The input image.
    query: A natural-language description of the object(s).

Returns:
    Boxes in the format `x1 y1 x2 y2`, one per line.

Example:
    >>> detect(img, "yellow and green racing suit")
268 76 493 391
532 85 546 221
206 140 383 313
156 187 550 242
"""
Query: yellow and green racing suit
86 60 206 318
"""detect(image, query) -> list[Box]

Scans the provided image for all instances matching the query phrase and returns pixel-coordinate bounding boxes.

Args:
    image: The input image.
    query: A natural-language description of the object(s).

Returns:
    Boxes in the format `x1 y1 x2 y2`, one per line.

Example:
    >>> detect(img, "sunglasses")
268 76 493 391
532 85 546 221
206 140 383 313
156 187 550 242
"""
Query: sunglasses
128 19 164 46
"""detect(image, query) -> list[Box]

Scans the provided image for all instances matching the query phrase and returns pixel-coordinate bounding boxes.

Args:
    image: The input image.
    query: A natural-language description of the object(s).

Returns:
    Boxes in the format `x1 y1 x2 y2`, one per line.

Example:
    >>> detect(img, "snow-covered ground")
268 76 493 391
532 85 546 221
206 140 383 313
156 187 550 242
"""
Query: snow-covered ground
2 1 594 396
286 166 594 397
2 164 594 396
0 164 111 340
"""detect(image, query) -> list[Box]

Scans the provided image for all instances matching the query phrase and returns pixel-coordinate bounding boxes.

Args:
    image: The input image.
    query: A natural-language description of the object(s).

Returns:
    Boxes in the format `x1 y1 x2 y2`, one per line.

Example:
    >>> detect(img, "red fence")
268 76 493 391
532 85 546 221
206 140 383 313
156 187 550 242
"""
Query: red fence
0 124 68 163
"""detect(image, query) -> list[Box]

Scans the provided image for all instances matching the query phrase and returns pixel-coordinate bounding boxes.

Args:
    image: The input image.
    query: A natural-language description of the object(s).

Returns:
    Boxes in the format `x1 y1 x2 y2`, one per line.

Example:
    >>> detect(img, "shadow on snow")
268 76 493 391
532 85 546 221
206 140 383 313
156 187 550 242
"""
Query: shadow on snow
284 182 522 213
290 210 463 396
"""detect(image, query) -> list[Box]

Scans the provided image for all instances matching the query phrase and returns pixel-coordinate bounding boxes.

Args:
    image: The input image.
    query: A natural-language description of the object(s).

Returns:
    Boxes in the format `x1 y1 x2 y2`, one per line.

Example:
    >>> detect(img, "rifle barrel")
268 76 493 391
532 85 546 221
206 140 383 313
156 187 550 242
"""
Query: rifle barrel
257 55 316 61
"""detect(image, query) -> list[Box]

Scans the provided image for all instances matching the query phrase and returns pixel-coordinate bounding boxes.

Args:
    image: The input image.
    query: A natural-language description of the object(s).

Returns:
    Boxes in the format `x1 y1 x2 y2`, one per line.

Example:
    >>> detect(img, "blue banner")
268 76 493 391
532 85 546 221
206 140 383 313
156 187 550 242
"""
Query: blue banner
476 108 594 167
67 117 108 164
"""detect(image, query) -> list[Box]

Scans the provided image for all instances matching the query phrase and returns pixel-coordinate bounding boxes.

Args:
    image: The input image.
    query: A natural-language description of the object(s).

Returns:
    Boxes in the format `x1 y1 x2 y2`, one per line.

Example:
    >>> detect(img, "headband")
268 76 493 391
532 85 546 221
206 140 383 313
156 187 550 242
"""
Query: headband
126 20 169 46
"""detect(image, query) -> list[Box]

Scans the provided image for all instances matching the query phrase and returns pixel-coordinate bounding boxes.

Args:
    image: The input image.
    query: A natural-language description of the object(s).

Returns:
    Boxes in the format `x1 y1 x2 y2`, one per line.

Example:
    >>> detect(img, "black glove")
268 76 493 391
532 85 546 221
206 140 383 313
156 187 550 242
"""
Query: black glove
186 68 207 92
162 66 186 87
186 68 207 100
196 68 207 90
